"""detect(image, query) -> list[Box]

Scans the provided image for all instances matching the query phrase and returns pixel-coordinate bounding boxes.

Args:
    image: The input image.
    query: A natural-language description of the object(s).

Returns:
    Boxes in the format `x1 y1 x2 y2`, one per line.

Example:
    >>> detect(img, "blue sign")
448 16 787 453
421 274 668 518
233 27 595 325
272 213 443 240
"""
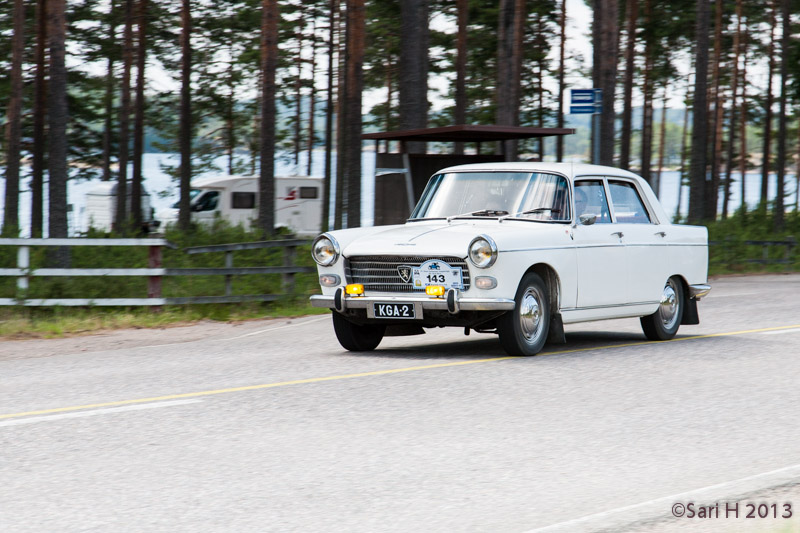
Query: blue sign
570 89 602 114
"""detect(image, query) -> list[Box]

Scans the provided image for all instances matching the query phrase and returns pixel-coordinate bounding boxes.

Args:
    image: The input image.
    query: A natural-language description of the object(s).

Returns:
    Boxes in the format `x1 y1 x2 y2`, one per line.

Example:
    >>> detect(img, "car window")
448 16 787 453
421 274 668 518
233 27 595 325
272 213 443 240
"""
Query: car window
608 181 651 223
574 180 611 224
194 190 219 212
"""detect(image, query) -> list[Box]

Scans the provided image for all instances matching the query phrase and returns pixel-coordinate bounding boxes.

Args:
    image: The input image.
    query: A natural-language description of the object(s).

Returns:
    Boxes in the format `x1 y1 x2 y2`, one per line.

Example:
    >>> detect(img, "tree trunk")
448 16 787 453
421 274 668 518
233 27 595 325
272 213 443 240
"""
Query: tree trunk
739 25 748 215
640 3 654 186
259 0 279 235
132 0 148 231
593 0 618 165
334 0 345 229
676 87 690 221
722 0 742 220
705 0 724 221
760 0 776 210
556 0 567 162
399 0 428 155
655 83 668 198
294 7 304 168
454 0 467 155
178 0 193 231
116 0 134 232
343 0 365 228
619 0 638 169
322 0 337 232
2 0 25 236
496 0 524 160
102 0 117 183
773 0 789 230
307 20 317 177
688 0 710 224
47 0 69 268
31 0 48 238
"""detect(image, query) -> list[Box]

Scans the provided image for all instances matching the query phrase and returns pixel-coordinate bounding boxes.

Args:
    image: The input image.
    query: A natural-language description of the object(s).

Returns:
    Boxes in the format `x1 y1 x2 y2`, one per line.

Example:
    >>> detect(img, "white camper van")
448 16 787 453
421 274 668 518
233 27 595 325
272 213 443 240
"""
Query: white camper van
157 175 323 236
83 182 158 233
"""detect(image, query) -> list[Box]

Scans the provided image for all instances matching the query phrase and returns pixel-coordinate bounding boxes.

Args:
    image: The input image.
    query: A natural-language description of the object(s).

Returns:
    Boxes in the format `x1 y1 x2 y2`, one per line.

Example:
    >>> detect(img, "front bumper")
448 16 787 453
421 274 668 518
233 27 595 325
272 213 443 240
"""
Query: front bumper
310 291 515 313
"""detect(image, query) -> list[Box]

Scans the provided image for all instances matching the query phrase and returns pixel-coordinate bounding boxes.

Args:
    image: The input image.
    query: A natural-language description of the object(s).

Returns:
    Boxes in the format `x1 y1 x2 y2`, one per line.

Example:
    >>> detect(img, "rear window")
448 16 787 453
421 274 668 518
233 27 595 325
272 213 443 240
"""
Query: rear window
608 181 651 223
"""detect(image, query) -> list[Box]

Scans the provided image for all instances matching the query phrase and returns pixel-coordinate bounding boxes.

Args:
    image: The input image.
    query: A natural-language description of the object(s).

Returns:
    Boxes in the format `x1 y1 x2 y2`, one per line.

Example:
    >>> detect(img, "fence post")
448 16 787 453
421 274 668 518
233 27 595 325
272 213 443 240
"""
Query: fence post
17 245 29 303
282 244 296 296
148 244 162 310
225 251 234 296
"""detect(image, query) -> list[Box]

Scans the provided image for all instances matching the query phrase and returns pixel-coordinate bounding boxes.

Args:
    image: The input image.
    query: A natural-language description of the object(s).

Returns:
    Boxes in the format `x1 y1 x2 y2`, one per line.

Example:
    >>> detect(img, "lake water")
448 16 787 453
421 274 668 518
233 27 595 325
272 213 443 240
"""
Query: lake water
0 152 797 237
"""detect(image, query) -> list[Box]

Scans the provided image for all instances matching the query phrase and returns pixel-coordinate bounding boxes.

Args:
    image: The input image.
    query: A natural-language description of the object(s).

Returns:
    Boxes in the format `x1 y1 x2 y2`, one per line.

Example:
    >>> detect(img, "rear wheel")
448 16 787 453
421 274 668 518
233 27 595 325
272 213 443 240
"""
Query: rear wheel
497 272 551 356
332 312 385 351
640 276 684 340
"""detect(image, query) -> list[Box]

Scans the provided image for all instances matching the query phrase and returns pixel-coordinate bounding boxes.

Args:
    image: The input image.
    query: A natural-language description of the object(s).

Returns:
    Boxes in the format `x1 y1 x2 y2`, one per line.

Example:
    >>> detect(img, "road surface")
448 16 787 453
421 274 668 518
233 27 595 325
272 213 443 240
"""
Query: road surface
1 273 799 532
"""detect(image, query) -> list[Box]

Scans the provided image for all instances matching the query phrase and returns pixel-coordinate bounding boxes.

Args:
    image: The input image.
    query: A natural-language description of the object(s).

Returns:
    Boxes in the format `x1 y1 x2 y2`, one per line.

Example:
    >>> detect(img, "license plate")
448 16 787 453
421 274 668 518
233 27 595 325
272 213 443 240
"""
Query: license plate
373 303 416 319
411 260 464 290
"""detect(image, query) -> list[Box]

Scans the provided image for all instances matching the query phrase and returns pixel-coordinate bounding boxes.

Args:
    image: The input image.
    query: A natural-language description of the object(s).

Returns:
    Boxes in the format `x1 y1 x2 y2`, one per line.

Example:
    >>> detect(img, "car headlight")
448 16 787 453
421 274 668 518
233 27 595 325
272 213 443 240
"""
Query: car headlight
468 235 498 268
312 233 340 266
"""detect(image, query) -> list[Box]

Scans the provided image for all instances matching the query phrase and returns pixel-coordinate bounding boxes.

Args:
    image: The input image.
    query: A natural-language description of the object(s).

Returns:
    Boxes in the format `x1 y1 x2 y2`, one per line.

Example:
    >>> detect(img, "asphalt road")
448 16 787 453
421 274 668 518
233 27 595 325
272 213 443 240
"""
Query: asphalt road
2 273 800 533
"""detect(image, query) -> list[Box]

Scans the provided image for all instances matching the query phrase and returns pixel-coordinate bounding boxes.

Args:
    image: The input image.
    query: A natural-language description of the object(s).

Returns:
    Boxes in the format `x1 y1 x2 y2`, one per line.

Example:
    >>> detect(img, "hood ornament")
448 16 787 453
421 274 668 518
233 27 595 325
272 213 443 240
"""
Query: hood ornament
397 265 412 283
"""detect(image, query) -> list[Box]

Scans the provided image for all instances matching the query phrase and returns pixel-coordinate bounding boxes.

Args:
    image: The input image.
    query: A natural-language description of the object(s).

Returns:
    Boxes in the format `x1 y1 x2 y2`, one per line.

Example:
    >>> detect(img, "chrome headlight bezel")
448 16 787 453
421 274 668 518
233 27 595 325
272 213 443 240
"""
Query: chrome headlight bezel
312 233 341 266
468 235 498 268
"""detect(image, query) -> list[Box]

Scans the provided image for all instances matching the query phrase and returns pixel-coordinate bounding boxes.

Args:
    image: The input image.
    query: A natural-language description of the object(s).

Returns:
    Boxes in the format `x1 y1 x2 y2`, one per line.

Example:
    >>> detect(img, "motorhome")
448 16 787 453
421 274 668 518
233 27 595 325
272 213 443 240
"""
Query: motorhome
157 175 323 236
83 182 158 233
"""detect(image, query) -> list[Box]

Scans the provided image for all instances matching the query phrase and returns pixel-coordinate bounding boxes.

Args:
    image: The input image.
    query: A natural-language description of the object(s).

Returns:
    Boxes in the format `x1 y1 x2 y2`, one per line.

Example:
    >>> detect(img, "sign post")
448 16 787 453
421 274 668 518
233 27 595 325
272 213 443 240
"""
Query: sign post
570 89 603 164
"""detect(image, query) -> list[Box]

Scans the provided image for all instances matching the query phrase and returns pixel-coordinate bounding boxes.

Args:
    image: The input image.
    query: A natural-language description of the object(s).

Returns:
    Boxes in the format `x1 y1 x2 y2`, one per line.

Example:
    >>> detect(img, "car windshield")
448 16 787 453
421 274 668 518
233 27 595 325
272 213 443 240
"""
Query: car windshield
410 171 571 222
170 188 203 209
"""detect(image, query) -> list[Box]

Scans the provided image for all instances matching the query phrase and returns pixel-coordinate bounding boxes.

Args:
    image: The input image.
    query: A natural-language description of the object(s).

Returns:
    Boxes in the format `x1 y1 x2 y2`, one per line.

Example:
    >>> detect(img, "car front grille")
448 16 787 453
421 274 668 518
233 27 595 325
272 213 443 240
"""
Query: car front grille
345 255 471 293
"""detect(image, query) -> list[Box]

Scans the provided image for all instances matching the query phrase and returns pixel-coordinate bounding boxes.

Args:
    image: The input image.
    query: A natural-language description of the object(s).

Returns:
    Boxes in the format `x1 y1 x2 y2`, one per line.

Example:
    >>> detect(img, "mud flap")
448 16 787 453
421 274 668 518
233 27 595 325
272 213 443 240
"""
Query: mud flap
547 312 567 344
682 295 700 325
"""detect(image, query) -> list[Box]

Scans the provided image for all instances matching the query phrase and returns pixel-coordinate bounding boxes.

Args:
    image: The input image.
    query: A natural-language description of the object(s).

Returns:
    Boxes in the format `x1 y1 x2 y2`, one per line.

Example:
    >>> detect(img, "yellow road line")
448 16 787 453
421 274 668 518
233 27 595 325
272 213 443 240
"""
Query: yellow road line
2 323 799 421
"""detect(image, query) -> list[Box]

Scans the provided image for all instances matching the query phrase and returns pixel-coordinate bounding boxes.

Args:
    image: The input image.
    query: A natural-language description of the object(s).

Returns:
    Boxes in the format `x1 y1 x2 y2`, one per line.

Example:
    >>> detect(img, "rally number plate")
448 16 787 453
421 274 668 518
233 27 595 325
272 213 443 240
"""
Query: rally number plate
411 260 464 290
372 303 416 319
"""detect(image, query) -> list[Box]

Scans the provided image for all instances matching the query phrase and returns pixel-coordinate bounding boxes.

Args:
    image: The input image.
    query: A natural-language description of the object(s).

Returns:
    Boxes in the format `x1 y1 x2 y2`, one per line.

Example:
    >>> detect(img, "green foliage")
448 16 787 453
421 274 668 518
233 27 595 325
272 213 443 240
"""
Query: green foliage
705 209 800 275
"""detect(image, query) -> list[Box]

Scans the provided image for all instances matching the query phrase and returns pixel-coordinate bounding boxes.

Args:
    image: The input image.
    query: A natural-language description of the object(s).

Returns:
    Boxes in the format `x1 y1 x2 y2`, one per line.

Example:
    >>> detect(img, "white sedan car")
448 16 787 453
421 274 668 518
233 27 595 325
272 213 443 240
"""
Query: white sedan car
310 163 710 356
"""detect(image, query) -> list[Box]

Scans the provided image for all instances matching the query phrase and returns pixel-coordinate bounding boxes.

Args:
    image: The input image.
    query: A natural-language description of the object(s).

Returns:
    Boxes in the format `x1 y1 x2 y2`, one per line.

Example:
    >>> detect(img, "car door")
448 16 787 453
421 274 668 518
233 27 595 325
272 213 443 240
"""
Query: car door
573 178 628 308
606 178 670 304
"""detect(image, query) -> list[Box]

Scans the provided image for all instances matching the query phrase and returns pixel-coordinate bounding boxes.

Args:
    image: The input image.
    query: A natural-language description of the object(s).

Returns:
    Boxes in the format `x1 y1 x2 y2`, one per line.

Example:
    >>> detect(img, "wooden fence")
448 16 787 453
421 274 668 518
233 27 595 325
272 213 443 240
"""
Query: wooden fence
0 238 314 307
709 237 797 269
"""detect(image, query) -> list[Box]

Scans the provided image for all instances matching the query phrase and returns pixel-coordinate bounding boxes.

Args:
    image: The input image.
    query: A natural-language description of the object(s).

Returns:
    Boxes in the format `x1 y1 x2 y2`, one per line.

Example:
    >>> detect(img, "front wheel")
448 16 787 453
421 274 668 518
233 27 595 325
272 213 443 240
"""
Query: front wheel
640 276 684 340
332 312 386 351
497 272 551 356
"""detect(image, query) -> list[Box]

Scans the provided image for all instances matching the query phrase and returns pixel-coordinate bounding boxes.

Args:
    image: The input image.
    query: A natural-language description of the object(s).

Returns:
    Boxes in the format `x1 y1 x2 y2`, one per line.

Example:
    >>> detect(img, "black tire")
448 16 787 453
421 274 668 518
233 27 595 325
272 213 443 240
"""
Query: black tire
640 276 684 340
332 312 386 351
497 272 551 356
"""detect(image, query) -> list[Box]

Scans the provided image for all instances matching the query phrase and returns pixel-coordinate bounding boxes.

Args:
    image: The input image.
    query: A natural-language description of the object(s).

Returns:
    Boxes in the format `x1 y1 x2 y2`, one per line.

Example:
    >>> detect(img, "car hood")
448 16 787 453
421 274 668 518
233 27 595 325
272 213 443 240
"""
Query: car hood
337 220 565 257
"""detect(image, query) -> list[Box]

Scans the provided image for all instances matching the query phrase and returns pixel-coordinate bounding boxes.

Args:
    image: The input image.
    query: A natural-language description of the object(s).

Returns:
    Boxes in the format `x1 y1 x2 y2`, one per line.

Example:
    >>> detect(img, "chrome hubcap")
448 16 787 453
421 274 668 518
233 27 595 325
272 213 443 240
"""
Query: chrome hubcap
658 279 680 330
519 287 543 342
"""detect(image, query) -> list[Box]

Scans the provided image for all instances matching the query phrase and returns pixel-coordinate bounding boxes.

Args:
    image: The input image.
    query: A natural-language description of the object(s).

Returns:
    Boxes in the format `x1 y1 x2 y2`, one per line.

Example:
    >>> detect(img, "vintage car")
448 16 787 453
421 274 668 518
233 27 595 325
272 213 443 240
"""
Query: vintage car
310 163 710 356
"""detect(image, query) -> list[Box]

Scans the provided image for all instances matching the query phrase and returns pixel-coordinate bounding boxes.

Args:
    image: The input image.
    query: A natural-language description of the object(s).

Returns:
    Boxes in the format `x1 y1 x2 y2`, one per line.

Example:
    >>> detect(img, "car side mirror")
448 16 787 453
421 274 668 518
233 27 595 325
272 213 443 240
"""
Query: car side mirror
579 213 597 226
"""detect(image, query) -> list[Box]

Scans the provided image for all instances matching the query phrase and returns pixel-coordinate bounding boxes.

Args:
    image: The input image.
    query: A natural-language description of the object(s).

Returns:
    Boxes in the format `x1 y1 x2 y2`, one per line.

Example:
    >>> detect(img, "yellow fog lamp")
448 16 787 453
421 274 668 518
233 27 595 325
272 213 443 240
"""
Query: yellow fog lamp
425 285 446 297
345 283 364 296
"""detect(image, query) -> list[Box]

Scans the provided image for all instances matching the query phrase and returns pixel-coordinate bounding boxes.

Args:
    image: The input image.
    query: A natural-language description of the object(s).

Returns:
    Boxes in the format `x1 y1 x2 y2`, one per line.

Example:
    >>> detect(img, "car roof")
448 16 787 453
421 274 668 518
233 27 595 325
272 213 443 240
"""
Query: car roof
433 162 644 182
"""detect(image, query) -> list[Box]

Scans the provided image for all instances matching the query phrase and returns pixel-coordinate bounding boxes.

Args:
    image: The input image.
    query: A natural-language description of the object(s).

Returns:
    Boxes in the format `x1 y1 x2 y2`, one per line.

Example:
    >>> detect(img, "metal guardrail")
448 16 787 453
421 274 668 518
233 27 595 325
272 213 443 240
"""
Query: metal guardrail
0 238 314 307
709 236 797 269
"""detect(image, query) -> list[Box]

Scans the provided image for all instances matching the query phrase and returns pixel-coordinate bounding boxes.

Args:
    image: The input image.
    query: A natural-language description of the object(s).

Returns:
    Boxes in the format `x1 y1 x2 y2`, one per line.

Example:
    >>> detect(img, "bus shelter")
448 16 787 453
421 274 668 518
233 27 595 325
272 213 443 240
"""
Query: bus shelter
363 125 575 225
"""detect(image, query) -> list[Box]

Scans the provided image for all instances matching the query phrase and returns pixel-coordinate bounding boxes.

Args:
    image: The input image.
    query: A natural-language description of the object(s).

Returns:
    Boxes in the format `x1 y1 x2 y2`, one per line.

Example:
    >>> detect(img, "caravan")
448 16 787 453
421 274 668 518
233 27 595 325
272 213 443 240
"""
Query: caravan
157 175 323 236
83 182 158 233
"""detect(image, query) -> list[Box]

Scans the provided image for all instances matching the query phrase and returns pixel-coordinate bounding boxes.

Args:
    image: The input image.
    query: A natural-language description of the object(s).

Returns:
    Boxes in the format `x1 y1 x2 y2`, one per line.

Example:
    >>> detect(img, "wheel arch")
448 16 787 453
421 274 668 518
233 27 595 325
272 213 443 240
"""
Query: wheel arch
524 263 561 312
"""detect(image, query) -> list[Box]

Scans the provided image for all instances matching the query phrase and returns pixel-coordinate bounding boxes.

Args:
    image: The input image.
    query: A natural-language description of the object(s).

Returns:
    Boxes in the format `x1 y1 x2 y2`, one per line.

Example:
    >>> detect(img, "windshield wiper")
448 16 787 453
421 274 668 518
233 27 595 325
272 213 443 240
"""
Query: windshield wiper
498 207 561 222
446 209 509 222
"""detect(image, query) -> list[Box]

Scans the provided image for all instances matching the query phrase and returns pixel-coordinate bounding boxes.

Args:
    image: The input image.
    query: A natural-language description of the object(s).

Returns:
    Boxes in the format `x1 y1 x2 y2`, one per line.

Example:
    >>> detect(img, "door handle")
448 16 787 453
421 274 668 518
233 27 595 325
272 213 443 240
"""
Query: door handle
611 231 624 238
654 231 667 237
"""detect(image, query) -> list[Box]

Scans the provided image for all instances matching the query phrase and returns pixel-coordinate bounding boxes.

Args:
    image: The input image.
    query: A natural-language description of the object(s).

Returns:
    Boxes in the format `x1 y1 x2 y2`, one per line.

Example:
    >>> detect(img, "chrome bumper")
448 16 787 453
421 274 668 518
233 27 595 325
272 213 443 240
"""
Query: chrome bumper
309 293 515 312
689 284 711 300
